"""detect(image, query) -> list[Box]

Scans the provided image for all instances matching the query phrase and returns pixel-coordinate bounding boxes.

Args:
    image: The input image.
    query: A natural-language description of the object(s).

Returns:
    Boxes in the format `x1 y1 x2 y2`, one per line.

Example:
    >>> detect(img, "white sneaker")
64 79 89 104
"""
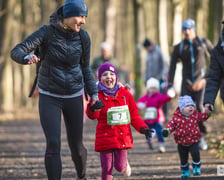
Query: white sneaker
199 137 208 150
159 142 166 153
123 161 131 177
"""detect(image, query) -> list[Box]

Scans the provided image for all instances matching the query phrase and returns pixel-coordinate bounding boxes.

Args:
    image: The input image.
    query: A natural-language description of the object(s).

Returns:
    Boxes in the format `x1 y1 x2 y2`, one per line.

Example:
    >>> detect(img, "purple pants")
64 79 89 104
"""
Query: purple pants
100 149 128 180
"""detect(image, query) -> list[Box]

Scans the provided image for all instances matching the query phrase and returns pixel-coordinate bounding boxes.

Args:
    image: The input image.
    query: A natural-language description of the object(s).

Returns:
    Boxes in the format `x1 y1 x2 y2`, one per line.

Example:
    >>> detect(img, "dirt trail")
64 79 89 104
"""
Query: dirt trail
0 112 224 180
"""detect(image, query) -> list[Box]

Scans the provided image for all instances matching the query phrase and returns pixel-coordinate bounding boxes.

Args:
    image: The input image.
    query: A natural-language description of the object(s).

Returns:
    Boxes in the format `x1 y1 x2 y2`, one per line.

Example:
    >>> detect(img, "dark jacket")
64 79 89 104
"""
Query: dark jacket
11 7 97 97
204 40 224 105
168 36 213 92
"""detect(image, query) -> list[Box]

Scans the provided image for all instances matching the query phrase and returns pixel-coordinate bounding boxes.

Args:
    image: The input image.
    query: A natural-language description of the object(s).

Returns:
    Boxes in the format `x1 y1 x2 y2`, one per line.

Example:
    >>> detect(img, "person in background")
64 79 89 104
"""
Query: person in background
219 78 224 102
163 95 211 179
143 38 168 85
91 41 118 80
143 38 169 121
86 62 154 180
10 0 101 179
204 21 224 113
137 77 175 153
168 18 214 150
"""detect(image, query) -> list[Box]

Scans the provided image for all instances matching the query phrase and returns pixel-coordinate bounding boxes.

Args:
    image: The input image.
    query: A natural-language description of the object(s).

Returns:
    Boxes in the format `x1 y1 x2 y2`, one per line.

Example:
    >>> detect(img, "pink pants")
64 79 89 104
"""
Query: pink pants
100 149 128 180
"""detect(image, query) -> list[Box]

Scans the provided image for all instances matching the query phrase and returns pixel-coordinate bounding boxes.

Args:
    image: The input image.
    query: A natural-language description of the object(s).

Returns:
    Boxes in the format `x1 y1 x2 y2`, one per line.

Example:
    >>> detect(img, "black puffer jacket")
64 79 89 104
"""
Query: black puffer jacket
204 39 224 105
11 7 97 97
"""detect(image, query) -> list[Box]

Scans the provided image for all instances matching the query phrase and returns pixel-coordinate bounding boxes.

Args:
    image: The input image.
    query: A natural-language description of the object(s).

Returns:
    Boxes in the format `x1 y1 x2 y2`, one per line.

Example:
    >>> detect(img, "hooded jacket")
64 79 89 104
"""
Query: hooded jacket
10 7 97 97
86 86 148 152
144 45 167 83
165 108 210 145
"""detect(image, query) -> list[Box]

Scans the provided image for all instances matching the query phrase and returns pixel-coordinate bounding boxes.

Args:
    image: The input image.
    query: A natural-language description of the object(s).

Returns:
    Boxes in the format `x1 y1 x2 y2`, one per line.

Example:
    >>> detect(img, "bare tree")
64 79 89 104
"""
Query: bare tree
158 0 169 63
172 0 183 94
105 0 117 53
0 0 15 112
133 0 144 99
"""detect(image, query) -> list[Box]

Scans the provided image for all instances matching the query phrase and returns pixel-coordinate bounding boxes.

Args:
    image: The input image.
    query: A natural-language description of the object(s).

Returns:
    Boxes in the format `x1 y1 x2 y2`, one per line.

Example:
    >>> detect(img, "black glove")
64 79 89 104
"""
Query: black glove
140 127 155 140
89 99 105 112
162 129 170 137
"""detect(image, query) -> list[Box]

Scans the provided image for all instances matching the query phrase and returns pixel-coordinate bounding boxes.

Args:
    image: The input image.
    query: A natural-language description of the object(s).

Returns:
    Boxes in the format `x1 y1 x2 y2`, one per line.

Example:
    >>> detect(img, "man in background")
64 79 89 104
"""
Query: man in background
91 42 117 80
143 38 169 121
168 18 214 150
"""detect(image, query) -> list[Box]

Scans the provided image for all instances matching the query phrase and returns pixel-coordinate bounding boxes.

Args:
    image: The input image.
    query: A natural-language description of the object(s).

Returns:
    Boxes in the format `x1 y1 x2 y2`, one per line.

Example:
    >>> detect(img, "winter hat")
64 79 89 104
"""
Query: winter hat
63 0 88 18
178 95 195 111
98 62 118 81
146 78 160 90
143 38 152 47
100 42 111 51
182 18 196 31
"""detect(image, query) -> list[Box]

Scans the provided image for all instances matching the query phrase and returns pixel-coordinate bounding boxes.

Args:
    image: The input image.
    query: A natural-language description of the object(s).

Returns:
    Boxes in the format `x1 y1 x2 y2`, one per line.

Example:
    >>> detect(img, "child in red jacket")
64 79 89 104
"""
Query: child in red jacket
162 95 211 179
86 62 153 180
137 77 175 153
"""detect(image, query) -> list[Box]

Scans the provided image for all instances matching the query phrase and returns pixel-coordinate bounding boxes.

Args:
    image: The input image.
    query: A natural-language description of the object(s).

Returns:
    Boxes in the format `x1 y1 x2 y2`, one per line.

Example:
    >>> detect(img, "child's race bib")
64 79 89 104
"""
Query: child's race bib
144 107 157 119
107 105 130 125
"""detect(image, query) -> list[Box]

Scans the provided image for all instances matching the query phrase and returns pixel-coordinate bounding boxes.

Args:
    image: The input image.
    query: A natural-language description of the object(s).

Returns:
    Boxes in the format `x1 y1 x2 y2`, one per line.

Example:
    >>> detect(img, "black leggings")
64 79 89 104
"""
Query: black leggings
39 94 87 180
178 143 200 165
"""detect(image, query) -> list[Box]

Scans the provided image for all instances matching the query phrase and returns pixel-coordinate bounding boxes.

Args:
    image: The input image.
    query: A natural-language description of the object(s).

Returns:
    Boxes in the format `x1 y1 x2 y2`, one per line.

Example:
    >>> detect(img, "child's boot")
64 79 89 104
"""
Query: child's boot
192 161 201 176
180 163 190 179
148 140 154 150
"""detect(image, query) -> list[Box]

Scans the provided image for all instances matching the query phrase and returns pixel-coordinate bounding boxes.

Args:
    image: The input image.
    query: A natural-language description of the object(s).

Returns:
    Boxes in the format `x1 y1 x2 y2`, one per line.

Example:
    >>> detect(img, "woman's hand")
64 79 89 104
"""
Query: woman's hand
204 104 214 113
24 54 40 64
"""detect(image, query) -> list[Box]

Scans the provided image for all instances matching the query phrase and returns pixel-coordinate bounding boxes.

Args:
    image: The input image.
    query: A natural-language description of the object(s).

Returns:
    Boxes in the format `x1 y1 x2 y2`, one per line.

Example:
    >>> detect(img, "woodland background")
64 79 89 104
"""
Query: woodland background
0 0 224 114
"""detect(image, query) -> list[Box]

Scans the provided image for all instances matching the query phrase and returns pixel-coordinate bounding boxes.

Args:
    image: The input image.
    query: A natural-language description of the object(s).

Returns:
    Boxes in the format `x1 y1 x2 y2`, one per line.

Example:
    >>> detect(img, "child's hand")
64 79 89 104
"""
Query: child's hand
167 86 176 98
140 127 156 140
162 129 170 137
90 99 105 112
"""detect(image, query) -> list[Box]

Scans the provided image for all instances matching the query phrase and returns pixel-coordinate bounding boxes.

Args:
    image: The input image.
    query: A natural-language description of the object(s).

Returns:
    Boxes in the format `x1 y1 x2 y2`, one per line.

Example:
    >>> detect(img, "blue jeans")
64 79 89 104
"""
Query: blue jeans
146 122 164 143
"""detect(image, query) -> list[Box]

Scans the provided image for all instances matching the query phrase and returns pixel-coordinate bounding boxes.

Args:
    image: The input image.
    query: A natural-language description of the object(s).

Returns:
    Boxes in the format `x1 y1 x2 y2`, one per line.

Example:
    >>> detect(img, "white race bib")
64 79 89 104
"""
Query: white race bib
144 107 157 119
107 105 130 125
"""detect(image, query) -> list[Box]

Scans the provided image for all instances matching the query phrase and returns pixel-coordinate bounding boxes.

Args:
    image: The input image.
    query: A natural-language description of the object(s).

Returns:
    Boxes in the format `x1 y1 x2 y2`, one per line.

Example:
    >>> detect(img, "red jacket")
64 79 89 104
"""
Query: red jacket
86 86 148 152
165 108 210 145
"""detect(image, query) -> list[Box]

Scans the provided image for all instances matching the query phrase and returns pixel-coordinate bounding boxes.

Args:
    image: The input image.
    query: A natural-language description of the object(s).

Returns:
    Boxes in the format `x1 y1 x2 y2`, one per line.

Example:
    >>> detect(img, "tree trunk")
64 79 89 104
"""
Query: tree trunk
133 0 143 99
172 0 183 45
172 0 183 94
158 0 169 63
0 0 15 112
105 0 117 54
196 0 209 37
208 0 223 43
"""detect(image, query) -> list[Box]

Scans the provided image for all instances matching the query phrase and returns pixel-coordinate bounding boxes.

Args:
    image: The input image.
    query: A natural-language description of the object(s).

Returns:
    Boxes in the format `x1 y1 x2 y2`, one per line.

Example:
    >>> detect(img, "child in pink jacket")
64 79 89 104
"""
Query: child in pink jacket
162 95 211 178
137 77 174 153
